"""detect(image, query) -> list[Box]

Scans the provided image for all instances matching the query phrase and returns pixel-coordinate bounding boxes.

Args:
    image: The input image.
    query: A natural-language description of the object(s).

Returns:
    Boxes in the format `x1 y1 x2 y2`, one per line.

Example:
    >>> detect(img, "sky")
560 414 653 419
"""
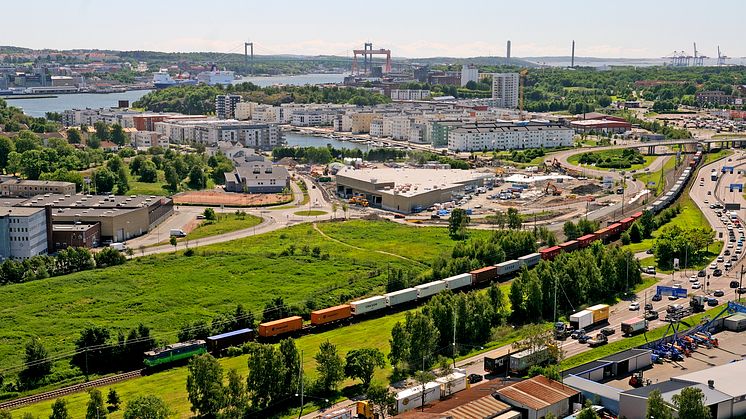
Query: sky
4 0 745 59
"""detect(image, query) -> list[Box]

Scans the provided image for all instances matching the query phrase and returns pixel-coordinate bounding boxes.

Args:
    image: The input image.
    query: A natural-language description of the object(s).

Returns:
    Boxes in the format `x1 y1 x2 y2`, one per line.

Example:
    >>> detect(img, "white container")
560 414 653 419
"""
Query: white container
496 260 521 276
349 296 387 315
414 280 447 299
384 288 418 307
395 381 440 413
443 273 472 291
569 310 594 330
518 253 541 268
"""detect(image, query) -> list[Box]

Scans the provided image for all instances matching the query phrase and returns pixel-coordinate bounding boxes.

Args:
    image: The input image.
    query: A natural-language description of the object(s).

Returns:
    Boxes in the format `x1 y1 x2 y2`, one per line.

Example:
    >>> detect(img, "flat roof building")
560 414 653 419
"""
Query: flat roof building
0 206 49 261
335 167 492 213
1 179 76 197
224 162 290 194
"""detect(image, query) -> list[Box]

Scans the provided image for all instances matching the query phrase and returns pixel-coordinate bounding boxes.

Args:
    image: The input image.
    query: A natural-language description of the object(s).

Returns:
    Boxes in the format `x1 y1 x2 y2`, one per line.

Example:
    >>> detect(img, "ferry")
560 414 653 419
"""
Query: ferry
152 70 197 89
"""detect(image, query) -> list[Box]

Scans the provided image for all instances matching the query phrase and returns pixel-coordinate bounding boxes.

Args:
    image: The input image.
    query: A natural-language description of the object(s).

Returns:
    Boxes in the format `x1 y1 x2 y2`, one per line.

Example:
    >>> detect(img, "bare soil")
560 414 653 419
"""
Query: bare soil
173 190 291 207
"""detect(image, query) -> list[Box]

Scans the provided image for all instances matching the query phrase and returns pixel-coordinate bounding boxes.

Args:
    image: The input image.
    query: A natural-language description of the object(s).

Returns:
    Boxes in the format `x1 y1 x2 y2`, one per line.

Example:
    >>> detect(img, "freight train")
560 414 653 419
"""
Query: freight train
144 150 702 368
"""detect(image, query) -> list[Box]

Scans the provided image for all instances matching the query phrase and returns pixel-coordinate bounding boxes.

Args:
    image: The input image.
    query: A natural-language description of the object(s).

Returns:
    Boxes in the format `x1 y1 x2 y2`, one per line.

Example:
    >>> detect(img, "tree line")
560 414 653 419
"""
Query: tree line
0 390 172 419
0 246 125 286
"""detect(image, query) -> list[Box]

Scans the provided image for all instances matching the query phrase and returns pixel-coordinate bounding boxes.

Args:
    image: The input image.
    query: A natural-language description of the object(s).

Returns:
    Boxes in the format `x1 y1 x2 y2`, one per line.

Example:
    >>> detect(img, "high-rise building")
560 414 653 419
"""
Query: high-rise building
460 64 479 87
491 73 520 109
215 94 242 119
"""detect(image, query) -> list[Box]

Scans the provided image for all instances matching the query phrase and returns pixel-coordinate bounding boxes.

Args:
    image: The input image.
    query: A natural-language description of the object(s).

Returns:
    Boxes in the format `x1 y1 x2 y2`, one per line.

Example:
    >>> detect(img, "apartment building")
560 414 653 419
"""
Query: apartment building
461 64 479 86
0 207 49 261
216 94 242 119
155 120 283 150
492 73 520 109
390 89 431 101
224 161 290 193
1 179 76 197
132 131 170 149
448 122 574 151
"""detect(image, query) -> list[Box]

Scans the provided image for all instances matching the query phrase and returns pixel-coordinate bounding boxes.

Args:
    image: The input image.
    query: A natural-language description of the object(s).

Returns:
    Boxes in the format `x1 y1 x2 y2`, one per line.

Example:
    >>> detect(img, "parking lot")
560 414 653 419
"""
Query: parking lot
605 329 746 391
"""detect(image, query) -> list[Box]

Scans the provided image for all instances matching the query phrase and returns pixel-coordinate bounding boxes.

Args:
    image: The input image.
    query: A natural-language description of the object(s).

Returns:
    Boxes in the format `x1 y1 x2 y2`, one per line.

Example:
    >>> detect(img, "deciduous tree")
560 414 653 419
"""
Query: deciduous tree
315 340 345 394
123 395 171 419
344 348 386 389
186 354 225 417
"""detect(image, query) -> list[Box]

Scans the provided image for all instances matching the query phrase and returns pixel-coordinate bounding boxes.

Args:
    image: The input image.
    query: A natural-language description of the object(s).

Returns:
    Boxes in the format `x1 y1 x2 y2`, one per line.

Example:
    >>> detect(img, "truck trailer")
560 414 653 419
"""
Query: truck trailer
621 317 648 336
509 346 551 374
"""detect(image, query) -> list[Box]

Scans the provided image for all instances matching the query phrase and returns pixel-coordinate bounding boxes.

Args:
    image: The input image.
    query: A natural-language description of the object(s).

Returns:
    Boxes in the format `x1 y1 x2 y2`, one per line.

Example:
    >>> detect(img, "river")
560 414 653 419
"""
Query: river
6 73 348 118
284 132 370 151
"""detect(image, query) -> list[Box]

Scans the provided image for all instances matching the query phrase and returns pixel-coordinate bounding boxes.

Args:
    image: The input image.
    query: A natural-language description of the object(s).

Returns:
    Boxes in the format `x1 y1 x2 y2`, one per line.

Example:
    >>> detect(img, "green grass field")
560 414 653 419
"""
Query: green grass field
0 221 467 382
294 210 327 217
633 156 675 196
568 150 656 172
182 213 263 241
703 148 734 165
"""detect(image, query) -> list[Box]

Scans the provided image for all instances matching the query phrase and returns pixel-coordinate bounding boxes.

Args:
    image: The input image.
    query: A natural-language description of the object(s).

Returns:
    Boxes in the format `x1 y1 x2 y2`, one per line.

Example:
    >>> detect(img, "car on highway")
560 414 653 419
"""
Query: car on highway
698 270 706 277
692 282 702 289
645 310 659 320
571 329 586 339
739 288 746 295
731 281 741 289
713 269 723 276
732 255 739 261
710 262 718 269
645 303 653 311
668 295 679 300
601 327 615 336
652 294 662 301
725 261 732 269
714 289 725 297
689 275 698 282
737 248 743 255
467 373 483 384
578 334 592 344
725 249 731 256
717 256 724 262
629 302 640 311
708 298 719 307
704 199 709 204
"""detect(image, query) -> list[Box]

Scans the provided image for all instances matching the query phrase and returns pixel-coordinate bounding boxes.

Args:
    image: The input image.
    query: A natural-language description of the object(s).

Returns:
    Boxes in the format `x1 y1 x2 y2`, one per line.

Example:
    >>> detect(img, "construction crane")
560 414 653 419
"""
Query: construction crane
692 42 707 66
717 46 729 66
519 68 529 120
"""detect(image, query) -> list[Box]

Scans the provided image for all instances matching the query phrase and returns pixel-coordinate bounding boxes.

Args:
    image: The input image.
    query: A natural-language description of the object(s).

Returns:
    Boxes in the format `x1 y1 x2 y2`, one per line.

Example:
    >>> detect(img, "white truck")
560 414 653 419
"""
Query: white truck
169 229 187 237
569 310 594 330
621 317 648 336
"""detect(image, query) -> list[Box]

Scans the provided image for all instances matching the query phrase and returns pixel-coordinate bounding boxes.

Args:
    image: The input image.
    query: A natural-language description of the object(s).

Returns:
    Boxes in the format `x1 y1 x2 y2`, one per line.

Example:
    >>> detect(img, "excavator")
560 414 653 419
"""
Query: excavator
545 181 561 196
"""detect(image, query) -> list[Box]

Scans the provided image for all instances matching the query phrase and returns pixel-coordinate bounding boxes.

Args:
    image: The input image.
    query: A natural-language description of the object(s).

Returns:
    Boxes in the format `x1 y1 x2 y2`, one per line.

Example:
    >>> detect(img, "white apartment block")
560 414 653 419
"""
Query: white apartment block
333 114 353 132
448 122 573 151
491 73 520 109
291 110 336 127
390 89 431 101
370 119 384 137
0 207 48 261
132 131 169 149
155 120 283 150
389 116 412 140
62 108 140 128
461 64 479 87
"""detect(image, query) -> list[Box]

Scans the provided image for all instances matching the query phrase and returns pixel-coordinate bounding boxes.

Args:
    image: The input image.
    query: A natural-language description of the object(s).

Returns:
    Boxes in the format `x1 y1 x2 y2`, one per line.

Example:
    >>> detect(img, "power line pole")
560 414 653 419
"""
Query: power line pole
297 350 304 419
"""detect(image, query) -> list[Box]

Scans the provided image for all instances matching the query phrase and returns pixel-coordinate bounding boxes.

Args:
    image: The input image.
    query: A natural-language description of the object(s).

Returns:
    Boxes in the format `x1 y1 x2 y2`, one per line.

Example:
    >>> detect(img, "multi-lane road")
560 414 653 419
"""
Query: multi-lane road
456 150 742 382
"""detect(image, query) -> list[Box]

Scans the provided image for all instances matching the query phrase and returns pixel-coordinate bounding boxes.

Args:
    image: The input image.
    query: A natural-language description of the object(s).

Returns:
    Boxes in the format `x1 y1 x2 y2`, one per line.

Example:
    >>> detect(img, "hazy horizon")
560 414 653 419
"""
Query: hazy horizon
3 0 745 59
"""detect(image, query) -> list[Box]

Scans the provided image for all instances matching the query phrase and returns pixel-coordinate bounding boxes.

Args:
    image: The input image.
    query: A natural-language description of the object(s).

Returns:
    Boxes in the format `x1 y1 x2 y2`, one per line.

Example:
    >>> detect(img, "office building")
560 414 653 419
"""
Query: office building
224 162 290 193
448 122 574 151
52 223 101 250
492 73 520 109
0 207 49 261
216 94 242 119
461 64 479 86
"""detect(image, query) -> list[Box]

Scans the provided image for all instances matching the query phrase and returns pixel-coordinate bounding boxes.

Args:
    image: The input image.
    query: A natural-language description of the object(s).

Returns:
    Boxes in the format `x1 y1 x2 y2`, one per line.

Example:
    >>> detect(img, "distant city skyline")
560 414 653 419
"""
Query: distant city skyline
4 0 745 59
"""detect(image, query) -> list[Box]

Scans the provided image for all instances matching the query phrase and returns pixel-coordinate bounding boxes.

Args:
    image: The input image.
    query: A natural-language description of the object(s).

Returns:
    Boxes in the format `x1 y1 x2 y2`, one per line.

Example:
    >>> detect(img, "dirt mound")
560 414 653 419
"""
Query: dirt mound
571 184 602 195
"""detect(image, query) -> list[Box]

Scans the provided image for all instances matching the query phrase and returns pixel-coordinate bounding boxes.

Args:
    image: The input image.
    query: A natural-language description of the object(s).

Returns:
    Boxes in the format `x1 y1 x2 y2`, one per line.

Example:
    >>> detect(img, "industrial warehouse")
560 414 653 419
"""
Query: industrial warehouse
334 167 492 213
15 193 172 246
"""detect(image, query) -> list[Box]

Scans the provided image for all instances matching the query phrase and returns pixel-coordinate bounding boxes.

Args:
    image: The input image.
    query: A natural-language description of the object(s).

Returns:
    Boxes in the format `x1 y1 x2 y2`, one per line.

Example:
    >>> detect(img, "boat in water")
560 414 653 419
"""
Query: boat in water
152 70 197 89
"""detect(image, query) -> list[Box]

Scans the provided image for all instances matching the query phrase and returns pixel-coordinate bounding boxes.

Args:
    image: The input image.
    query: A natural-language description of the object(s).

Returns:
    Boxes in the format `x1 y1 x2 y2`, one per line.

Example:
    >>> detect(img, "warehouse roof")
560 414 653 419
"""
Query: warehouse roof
672 359 746 397
561 361 611 378
0 206 45 217
562 375 622 402
20 194 165 209
599 349 651 363
496 375 579 410
335 167 491 197
443 395 512 419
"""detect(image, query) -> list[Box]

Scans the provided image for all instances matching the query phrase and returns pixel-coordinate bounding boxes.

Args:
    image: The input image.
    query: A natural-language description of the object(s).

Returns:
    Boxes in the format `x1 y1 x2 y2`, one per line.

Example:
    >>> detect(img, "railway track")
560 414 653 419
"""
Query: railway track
0 370 143 411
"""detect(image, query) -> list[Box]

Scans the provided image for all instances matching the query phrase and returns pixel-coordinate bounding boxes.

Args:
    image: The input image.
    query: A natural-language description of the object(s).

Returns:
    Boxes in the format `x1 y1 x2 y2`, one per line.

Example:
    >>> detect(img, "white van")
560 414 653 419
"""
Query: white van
169 229 187 237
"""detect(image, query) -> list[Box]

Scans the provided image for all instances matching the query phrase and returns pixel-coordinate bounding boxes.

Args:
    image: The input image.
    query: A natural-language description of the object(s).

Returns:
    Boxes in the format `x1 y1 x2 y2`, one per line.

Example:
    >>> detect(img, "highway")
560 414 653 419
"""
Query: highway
455 150 741 382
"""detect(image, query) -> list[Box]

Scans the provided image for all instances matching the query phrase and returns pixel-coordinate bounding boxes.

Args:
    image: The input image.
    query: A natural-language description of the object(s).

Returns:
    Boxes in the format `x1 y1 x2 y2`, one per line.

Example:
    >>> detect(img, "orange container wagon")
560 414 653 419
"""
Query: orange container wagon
258 316 304 338
310 305 352 326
